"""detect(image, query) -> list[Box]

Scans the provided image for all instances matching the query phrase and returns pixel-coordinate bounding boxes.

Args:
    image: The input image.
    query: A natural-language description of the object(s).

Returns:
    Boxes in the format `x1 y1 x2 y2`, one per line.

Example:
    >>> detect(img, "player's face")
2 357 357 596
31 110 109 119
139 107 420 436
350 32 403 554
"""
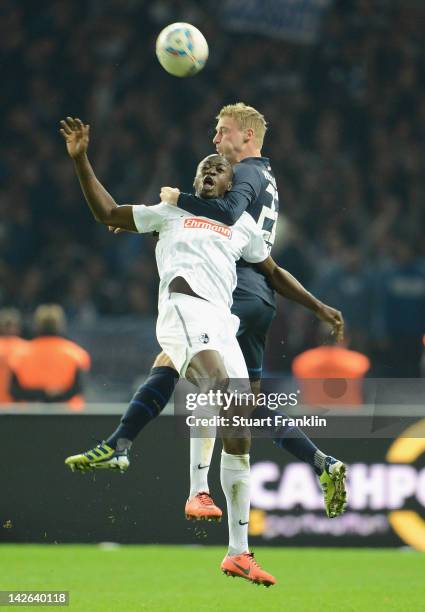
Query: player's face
213 117 246 163
193 155 233 198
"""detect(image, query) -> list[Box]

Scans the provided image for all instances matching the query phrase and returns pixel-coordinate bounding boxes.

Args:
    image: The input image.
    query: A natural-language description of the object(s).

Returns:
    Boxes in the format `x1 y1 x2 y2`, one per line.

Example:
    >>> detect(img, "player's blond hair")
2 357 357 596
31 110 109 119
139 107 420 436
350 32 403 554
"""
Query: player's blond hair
217 102 268 148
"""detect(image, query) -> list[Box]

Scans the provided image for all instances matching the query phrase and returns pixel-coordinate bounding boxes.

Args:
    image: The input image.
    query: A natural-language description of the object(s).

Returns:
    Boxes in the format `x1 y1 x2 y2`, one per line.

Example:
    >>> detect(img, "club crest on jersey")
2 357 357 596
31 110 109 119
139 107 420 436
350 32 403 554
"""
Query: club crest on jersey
184 218 232 239
199 333 210 344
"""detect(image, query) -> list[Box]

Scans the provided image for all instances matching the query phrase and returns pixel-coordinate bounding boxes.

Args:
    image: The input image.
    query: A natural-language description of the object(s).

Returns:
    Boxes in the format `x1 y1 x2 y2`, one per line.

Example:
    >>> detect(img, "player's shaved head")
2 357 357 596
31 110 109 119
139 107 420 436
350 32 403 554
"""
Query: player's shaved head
193 154 233 198
198 153 230 166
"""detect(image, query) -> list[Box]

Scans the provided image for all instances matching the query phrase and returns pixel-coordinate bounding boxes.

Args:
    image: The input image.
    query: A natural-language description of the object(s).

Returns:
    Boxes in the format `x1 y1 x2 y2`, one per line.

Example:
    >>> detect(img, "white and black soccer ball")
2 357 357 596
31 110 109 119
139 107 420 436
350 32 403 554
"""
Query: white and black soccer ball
155 22 209 77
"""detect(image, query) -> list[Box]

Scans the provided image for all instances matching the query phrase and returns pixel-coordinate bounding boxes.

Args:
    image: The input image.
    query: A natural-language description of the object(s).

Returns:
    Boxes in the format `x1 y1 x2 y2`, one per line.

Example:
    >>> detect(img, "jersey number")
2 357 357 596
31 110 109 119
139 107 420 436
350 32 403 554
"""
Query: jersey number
258 182 278 252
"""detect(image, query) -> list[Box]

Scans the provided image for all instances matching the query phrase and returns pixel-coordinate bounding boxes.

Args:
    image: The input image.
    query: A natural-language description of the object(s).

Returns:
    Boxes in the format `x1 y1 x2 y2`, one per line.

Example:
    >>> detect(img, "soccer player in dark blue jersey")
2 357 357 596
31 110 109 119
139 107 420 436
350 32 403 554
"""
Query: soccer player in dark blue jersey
175 104 280 388
65 103 347 520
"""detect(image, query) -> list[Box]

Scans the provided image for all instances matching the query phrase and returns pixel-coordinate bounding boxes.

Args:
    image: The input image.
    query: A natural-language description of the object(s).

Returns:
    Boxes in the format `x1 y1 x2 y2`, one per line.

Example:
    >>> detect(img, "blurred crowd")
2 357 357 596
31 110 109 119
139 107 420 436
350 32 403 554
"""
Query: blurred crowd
0 305 90 407
1 0 424 377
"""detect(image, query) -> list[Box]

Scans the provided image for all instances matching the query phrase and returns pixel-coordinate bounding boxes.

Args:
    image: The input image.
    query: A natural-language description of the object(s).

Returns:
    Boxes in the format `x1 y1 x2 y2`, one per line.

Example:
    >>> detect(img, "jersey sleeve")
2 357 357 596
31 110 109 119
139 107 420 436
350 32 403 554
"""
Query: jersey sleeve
241 217 270 263
177 164 262 226
132 203 171 233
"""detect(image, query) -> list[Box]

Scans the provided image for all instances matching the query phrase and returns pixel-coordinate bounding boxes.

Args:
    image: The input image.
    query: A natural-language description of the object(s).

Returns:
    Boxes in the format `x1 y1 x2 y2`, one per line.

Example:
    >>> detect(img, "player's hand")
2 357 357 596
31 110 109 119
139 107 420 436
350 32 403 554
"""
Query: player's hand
107 225 137 234
160 186 180 205
315 303 344 342
60 117 90 159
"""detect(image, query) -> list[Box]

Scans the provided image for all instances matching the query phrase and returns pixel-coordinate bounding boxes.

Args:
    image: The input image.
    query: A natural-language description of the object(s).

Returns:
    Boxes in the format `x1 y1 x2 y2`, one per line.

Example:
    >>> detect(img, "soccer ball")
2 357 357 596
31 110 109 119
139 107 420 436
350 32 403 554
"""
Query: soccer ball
155 23 209 78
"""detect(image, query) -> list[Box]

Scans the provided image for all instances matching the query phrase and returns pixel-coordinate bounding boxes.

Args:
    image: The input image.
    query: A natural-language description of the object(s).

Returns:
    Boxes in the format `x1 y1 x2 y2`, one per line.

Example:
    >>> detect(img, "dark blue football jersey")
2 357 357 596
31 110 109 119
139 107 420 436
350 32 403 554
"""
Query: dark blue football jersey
177 156 279 307
232 157 279 307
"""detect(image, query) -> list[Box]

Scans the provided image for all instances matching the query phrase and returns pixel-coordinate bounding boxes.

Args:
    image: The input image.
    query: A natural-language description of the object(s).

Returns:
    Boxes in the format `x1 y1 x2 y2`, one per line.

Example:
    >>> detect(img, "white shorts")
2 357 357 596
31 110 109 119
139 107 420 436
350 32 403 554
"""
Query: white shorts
156 293 250 381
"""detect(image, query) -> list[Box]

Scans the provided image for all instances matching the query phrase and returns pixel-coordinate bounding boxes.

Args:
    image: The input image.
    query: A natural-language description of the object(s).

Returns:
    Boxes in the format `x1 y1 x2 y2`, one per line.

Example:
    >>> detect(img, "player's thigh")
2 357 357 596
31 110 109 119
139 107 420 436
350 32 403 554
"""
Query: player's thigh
158 293 239 378
222 332 251 383
186 349 228 392
232 293 276 379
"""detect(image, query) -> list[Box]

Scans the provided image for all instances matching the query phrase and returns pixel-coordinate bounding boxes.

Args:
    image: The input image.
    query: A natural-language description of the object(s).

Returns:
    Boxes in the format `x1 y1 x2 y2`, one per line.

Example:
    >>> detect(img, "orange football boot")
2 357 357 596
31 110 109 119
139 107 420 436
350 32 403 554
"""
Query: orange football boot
221 551 276 587
185 492 223 521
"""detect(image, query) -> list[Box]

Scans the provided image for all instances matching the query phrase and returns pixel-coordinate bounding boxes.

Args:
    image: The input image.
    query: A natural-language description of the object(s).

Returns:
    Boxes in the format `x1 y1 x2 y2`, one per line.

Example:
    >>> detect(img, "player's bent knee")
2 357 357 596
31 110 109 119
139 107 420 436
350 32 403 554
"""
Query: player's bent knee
152 351 176 369
207 370 229 394
187 350 229 393
196 372 228 395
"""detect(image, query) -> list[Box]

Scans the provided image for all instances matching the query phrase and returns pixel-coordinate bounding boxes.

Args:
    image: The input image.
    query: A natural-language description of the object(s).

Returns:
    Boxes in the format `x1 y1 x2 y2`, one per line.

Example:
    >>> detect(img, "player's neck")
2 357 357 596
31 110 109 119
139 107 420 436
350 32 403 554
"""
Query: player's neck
235 147 262 162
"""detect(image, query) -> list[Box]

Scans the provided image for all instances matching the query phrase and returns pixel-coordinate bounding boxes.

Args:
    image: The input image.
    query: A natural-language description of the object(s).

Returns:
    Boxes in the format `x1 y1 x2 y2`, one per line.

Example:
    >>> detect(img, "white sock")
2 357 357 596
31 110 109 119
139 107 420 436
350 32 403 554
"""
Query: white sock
189 436 216 497
220 450 250 556
189 403 217 498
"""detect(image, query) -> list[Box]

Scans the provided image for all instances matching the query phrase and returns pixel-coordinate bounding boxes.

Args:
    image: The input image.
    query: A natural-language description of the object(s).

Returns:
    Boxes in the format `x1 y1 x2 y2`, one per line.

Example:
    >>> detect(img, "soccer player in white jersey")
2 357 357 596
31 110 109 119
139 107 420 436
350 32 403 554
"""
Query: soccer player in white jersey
60 116 343 586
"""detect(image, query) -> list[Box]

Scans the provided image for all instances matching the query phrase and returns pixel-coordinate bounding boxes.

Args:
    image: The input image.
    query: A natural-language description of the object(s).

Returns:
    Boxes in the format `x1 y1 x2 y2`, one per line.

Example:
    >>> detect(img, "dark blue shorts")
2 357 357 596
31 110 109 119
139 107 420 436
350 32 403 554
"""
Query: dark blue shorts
231 290 276 380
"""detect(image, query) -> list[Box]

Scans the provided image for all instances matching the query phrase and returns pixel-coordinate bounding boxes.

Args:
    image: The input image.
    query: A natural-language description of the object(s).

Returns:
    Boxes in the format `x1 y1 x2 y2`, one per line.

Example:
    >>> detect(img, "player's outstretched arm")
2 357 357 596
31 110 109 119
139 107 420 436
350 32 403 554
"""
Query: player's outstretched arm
60 117 137 231
257 257 344 341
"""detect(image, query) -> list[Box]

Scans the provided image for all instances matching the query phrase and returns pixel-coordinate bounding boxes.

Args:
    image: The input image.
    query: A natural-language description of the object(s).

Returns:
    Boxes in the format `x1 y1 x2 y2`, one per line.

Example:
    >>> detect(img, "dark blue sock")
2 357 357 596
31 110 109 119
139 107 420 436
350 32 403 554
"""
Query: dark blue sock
253 405 324 475
106 366 178 449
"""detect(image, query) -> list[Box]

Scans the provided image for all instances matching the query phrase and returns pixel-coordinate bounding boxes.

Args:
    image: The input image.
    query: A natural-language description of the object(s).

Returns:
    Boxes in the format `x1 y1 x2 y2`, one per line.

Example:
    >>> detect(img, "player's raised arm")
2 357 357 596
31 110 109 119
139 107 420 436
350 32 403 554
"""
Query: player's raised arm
60 117 137 231
256 257 345 342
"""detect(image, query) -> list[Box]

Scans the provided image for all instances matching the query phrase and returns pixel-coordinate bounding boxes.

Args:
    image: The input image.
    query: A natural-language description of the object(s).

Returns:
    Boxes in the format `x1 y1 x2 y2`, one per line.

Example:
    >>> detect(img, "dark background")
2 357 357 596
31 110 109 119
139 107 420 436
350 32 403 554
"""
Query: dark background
1 414 420 548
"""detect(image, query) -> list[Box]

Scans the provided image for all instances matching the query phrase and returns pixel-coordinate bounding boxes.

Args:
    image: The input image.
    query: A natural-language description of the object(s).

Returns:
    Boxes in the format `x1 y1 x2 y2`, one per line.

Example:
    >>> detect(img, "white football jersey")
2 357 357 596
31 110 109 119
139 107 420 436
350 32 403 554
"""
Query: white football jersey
132 203 269 310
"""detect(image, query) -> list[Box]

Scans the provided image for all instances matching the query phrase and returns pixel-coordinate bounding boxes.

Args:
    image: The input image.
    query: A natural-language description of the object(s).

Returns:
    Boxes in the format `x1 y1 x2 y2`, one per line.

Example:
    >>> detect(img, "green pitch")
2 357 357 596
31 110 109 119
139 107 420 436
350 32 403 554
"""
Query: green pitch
1 545 424 611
